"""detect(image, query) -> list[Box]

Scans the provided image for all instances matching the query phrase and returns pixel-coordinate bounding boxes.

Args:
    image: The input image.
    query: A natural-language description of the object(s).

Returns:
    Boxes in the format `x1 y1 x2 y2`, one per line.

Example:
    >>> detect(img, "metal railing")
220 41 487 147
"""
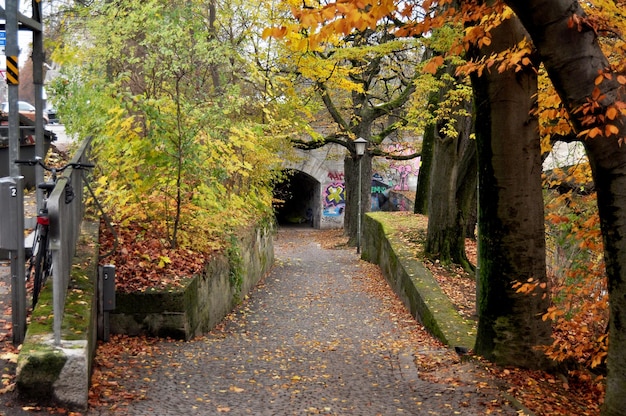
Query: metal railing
48 136 93 345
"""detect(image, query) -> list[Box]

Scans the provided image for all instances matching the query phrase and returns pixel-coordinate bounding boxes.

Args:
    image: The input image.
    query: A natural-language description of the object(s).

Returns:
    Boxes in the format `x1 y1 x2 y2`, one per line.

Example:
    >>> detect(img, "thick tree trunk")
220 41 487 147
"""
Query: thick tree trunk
471 15 552 369
425 67 475 270
426 135 474 268
414 97 437 215
426 136 459 258
458 140 477 240
505 1 626 413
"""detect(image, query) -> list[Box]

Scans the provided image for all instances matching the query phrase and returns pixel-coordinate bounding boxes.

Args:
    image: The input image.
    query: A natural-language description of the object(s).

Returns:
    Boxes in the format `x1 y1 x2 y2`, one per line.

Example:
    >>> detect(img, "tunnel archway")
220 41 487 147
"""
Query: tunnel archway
273 170 321 227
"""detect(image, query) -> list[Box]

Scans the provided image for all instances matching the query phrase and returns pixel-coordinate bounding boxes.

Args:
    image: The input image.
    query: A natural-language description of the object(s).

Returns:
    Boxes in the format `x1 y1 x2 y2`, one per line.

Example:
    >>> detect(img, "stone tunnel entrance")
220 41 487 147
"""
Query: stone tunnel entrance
273 170 321 228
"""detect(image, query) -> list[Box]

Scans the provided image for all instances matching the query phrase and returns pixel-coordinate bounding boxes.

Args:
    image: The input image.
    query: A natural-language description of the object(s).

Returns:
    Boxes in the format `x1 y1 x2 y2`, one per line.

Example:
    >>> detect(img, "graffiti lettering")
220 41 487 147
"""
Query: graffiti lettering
371 186 388 194
327 171 345 181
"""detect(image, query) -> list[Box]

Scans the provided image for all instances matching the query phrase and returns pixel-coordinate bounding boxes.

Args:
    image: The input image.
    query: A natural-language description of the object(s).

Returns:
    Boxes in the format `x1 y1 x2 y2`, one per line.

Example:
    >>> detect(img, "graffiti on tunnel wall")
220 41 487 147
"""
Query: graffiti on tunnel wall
320 146 419 222
323 181 345 217
327 171 345 181
387 144 420 191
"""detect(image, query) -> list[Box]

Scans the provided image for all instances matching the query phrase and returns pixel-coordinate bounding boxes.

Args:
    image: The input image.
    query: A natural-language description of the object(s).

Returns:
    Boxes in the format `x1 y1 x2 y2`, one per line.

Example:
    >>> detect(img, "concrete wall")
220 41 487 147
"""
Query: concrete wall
283 146 346 229
16 222 99 410
361 212 475 350
110 226 274 340
282 144 421 229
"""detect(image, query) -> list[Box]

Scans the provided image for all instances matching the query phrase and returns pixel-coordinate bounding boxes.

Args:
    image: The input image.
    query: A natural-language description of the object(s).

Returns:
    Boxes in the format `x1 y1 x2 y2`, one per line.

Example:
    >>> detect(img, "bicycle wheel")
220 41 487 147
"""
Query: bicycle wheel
32 229 50 308
26 226 41 282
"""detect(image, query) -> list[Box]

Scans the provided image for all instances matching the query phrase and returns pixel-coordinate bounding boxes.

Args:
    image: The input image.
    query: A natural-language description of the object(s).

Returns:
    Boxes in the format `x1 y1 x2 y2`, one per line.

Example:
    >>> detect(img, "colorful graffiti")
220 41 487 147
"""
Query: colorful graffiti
371 173 391 211
323 181 345 217
386 144 421 191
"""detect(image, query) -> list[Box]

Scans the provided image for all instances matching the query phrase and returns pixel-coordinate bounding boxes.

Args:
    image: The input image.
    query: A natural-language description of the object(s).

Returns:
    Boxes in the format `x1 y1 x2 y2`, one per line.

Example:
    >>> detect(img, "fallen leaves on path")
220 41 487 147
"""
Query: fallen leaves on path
88 335 172 411
88 223 604 415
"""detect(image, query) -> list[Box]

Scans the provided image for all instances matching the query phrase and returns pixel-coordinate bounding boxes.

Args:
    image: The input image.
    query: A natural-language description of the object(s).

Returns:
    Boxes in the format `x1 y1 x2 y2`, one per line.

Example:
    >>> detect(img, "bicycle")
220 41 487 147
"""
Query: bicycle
14 156 94 308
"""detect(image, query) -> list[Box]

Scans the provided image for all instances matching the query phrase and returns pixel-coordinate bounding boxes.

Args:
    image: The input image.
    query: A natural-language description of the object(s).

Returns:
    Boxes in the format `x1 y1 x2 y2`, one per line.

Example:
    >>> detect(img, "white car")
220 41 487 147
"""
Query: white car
1 101 49 124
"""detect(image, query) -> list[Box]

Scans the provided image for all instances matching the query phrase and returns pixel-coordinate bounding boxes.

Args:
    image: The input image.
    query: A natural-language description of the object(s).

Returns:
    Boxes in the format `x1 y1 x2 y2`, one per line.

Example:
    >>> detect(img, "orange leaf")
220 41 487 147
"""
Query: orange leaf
605 124 619 136
591 87 602 100
594 74 604 85
588 127 602 138
261 27 286 39
423 56 444 74
606 107 619 120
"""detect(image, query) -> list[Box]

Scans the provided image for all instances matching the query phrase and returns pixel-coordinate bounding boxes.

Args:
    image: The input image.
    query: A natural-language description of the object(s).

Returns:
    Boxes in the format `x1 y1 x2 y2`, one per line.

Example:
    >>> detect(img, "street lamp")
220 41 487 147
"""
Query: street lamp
354 137 367 254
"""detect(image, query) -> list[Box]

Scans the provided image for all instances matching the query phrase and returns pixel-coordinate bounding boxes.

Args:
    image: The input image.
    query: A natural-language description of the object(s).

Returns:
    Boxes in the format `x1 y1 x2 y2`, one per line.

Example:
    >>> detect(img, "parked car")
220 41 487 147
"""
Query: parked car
46 108 59 124
1 101 49 124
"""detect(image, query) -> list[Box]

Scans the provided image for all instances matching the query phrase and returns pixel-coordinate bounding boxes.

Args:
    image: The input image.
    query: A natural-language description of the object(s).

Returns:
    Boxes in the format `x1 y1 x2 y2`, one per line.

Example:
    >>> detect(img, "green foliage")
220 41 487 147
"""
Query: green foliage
405 26 473 138
226 234 244 301
47 0 291 252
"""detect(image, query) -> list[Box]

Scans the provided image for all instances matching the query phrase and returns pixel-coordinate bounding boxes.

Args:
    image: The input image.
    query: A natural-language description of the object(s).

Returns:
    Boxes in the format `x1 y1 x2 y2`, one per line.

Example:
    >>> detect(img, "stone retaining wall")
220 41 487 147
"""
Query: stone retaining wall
361 212 475 350
110 226 274 340
16 221 99 410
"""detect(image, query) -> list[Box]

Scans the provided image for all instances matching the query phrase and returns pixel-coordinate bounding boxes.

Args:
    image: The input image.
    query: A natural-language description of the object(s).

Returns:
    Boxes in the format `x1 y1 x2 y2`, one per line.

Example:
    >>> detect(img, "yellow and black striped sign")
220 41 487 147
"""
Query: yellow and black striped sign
6 56 18 85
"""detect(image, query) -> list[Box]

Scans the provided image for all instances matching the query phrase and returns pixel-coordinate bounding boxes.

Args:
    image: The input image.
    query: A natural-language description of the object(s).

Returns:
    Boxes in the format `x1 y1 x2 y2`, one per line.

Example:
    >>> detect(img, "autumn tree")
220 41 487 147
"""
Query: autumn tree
420 46 476 270
502 1 626 413
265 11 424 243
48 0 288 252
278 0 550 369
328 0 626 409
464 7 553 368
401 7 478 271
268 4 481 265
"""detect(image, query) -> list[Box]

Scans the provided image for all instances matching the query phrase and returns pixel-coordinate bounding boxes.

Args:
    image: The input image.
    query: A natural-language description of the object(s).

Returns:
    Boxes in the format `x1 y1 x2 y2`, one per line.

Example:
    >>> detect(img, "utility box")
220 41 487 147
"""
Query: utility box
0 176 23 250
102 264 116 311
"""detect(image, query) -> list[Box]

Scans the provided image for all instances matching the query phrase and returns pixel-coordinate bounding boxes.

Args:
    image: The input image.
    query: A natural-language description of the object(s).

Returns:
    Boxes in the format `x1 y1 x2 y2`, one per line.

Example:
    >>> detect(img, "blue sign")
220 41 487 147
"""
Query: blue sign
0 32 5 47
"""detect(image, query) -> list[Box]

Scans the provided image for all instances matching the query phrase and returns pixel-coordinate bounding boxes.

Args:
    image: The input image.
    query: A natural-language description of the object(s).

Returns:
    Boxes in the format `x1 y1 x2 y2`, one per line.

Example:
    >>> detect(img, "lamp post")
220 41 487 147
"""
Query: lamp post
354 137 367 254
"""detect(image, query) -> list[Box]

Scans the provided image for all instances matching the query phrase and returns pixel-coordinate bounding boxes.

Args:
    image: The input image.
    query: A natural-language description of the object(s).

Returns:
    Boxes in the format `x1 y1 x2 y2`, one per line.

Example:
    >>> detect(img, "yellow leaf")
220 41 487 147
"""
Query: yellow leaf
0 383 15 394
261 27 286 39
158 255 172 268
0 352 18 363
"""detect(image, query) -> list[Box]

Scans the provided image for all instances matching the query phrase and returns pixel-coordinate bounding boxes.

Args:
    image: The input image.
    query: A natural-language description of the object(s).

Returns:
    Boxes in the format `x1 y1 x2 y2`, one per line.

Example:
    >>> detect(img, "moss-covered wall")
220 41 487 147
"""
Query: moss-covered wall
361 212 475 349
16 221 100 411
110 226 274 340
